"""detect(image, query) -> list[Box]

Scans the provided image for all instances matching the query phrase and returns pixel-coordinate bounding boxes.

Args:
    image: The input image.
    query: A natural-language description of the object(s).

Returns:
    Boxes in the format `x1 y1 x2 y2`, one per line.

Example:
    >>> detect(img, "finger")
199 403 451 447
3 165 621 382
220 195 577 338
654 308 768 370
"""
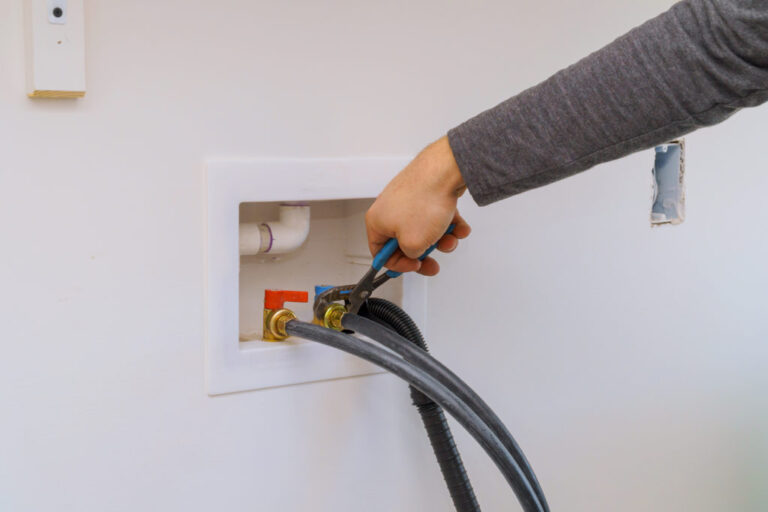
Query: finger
365 207 396 258
451 212 472 239
384 250 421 273
396 232 431 260
366 226 391 259
417 257 440 276
436 234 459 253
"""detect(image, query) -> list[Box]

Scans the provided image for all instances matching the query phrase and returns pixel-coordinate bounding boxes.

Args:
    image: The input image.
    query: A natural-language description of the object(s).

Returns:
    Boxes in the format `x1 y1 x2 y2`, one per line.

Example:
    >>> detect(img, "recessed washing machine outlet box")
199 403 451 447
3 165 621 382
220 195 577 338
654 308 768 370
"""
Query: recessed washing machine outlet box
205 158 427 395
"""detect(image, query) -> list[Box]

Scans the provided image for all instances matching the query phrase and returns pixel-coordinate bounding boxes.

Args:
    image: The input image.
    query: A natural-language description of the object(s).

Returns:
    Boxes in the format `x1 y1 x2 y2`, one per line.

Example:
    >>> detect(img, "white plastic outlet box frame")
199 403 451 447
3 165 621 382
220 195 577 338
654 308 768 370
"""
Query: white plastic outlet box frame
205 158 427 395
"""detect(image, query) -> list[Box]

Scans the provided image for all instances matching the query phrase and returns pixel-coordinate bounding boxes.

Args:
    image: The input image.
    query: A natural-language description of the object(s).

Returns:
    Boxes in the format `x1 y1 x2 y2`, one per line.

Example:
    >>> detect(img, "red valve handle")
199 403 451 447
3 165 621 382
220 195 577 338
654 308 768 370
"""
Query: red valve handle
264 290 309 310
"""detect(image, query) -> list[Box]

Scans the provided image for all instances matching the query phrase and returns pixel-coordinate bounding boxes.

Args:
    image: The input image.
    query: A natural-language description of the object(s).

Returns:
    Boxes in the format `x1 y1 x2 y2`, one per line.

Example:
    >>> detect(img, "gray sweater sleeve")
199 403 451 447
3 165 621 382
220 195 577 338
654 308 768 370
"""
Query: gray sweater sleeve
448 0 768 206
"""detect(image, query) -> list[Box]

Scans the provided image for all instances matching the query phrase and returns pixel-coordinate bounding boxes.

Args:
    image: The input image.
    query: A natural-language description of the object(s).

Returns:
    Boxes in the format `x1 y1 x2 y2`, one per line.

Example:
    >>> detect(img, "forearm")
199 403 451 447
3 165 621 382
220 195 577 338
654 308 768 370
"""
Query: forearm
449 0 768 206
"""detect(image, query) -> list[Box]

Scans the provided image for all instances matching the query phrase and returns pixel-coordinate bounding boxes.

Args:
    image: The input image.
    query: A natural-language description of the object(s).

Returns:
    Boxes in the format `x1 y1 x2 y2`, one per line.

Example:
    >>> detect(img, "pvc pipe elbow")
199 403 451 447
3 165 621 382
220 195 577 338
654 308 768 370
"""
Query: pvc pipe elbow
239 205 310 256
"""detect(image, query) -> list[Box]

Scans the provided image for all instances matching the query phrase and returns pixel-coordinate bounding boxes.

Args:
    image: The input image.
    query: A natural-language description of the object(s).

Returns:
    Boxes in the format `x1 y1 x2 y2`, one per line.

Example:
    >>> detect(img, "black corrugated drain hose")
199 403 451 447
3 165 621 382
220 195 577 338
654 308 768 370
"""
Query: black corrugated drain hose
360 299 481 512
359 298 549 512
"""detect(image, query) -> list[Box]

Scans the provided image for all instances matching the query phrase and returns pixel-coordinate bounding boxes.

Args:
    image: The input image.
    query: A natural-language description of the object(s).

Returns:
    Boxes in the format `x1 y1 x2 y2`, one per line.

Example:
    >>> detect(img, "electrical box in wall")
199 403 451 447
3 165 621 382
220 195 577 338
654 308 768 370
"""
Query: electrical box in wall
205 158 427 395
24 0 86 98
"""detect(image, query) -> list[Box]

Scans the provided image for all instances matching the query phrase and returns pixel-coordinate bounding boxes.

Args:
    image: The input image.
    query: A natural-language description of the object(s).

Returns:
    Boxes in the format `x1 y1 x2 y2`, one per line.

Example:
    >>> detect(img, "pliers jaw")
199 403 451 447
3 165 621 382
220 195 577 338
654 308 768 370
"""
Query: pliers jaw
345 266 379 315
312 271 394 321
313 284 354 322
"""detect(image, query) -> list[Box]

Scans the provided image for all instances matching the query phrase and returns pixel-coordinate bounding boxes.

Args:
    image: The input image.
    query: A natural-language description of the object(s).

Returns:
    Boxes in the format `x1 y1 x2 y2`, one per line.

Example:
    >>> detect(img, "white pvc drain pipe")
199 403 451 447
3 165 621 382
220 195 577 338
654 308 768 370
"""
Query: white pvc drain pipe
239 204 311 255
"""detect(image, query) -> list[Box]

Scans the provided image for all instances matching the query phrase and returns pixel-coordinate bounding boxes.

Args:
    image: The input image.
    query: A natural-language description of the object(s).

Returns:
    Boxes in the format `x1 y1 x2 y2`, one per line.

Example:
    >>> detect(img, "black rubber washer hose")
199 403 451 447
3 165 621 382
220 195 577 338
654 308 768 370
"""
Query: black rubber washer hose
360 300 481 512
357 298 550 512
285 320 543 512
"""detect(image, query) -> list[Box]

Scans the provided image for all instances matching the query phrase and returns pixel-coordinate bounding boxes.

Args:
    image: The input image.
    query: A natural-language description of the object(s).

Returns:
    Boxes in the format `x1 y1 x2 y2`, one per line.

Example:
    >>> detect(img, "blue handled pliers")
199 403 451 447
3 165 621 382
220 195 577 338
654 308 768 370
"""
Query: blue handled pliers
313 224 455 319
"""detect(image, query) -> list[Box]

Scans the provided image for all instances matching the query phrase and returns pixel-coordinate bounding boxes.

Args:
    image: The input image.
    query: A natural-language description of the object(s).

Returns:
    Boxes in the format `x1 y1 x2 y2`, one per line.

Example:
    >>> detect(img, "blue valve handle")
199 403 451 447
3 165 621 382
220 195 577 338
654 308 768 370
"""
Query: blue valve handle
371 224 456 277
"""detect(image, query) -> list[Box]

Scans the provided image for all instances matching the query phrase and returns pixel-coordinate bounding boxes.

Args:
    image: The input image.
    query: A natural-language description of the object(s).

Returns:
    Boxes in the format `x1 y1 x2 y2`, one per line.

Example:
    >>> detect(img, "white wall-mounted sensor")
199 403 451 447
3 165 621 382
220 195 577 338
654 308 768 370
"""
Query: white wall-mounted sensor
24 0 85 98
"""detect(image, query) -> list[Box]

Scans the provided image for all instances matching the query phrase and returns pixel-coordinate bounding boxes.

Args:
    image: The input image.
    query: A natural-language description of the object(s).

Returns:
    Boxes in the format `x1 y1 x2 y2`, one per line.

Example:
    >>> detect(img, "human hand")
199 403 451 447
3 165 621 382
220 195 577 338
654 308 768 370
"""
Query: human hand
365 136 472 276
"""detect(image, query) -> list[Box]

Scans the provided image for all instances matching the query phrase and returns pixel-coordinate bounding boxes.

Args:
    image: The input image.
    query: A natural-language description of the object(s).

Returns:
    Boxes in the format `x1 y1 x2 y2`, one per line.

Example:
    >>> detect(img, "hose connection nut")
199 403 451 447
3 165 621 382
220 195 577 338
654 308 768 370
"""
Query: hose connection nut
262 289 308 342
322 303 346 331
264 308 297 341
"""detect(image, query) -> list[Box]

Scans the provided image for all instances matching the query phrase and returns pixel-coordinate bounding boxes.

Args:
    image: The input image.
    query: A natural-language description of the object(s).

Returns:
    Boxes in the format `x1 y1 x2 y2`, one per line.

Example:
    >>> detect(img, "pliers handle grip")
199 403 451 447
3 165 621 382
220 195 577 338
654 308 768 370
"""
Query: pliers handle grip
372 223 456 277
313 224 455 319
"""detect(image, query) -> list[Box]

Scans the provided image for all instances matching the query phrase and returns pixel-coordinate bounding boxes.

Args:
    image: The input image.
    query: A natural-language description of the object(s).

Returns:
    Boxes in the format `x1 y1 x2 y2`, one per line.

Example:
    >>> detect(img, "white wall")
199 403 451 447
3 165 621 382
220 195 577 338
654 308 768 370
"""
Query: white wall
2 1 767 510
